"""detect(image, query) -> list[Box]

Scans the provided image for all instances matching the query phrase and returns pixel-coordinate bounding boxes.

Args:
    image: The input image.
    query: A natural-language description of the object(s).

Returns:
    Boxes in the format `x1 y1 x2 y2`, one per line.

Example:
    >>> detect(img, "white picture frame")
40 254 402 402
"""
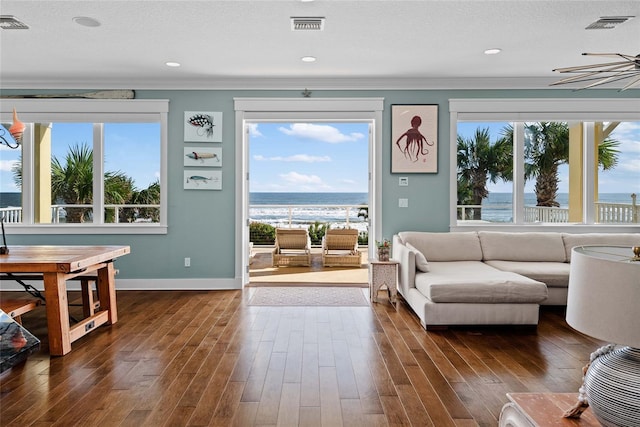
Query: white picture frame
391 104 438 173
184 147 222 167
184 111 223 142
184 170 222 190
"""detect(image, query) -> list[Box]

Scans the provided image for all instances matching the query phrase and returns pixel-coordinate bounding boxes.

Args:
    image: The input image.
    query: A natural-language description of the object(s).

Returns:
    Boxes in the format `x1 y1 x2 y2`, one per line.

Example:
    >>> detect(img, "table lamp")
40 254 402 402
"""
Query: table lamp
565 245 640 427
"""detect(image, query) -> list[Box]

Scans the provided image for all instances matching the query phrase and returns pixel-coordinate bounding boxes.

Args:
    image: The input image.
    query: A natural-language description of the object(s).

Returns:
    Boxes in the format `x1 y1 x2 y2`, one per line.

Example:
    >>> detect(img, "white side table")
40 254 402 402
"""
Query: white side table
369 260 399 310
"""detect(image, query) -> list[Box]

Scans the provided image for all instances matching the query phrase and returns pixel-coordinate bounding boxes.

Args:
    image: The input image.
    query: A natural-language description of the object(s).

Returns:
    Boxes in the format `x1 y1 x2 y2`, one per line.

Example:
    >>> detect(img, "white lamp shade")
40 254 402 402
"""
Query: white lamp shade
566 246 640 348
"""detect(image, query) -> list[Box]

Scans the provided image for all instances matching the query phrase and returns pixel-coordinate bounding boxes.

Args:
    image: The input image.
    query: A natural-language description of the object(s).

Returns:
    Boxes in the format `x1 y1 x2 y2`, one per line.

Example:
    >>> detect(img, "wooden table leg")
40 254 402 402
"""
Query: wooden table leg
43 272 72 356
80 278 96 318
97 262 118 325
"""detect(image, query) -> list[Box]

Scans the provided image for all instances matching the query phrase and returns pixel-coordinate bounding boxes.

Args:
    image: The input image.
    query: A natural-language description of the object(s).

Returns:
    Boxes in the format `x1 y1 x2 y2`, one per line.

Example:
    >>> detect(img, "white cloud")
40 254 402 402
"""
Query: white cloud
613 121 640 134
279 123 364 143
0 159 18 172
248 123 263 137
253 154 330 163
618 157 640 173
279 171 324 185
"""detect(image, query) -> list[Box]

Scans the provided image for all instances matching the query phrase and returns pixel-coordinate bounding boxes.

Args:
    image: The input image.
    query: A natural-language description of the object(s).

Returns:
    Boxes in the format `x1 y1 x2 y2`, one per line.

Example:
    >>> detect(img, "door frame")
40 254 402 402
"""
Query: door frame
234 97 385 286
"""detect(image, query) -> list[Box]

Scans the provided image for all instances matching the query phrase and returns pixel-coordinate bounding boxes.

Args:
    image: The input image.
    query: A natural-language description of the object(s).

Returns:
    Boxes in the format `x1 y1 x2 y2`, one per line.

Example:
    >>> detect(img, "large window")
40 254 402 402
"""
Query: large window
0 99 168 234
450 99 640 231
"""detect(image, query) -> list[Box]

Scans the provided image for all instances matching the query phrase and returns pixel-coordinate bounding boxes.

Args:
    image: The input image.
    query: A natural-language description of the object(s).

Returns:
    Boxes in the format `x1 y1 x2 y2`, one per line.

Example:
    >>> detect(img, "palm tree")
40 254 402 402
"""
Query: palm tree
457 128 512 220
51 144 94 222
122 179 160 223
51 143 132 223
502 122 619 207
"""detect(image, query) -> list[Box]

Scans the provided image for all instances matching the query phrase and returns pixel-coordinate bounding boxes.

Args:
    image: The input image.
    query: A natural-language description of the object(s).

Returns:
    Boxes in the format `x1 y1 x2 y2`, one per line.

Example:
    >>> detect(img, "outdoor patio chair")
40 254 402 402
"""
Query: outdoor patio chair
321 228 362 267
272 228 311 267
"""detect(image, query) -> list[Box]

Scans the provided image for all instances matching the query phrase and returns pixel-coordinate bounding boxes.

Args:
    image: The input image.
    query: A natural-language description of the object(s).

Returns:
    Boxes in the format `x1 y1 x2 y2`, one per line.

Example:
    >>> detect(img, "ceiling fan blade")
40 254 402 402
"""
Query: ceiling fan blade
550 70 611 85
582 52 639 62
579 70 638 89
551 63 633 86
620 74 640 90
552 52 640 90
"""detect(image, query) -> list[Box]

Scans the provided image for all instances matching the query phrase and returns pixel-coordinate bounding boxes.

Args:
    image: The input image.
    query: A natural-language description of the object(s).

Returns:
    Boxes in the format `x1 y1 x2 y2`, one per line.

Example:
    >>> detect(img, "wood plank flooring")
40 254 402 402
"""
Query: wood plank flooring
0 289 601 427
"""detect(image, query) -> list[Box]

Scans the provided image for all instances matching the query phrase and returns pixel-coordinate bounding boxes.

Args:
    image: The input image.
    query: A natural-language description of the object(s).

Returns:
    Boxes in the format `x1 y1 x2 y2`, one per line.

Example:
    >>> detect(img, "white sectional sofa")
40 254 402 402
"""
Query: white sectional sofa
392 231 640 330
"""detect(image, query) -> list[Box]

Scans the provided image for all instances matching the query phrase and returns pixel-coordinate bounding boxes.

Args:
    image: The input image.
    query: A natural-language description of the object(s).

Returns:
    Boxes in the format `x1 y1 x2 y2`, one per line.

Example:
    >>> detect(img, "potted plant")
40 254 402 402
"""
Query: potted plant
376 239 391 261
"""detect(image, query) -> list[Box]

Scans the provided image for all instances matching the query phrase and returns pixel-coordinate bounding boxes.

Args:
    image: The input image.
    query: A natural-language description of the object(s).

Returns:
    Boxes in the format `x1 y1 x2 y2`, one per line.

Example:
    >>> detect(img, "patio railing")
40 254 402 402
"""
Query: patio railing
458 195 639 224
0 204 160 224
249 204 368 230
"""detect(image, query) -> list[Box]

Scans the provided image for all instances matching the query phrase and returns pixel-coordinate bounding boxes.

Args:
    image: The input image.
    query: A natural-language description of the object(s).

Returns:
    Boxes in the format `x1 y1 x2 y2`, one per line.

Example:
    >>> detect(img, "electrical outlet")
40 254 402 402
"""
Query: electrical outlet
399 198 409 208
184 257 191 267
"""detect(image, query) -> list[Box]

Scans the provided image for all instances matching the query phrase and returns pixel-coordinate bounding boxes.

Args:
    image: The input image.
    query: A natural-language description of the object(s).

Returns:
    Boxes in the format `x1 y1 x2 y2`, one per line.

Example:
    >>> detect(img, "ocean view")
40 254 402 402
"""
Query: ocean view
249 192 369 230
479 192 635 222
2 192 635 226
0 192 21 209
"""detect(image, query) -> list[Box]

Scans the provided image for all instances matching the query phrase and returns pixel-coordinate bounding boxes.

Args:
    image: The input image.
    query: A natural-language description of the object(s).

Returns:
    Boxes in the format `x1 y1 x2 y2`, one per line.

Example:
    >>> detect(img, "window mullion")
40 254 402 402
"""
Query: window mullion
93 123 104 225
584 122 596 224
513 122 525 224
21 124 34 224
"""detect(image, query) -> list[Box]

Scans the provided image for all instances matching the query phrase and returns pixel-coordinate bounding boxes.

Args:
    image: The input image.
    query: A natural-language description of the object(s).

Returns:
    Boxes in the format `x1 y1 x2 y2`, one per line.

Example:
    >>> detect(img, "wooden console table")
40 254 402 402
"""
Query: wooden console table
499 393 600 427
0 245 130 356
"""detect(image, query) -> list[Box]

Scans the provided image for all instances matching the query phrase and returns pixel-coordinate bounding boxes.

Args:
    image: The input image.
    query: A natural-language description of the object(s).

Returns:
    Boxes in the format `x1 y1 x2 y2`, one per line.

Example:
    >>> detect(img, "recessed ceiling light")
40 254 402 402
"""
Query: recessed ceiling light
165 61 181 67
73 16 101 27
484 48 502 55
301 56 317 63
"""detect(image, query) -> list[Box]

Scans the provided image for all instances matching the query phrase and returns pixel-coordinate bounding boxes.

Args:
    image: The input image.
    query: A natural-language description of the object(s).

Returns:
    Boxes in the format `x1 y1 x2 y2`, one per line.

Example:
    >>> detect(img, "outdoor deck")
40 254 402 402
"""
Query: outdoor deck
249 247 369 286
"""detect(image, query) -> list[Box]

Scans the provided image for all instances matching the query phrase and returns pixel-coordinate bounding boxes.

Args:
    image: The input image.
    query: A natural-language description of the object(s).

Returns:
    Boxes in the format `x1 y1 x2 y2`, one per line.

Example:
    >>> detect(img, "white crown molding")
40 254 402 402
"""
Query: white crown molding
4 76 634 91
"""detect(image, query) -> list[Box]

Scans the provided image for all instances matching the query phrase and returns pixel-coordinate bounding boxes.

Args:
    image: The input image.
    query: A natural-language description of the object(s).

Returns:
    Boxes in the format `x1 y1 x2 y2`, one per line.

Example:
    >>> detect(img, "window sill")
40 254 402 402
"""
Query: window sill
451 223 640 234
4 224 168 235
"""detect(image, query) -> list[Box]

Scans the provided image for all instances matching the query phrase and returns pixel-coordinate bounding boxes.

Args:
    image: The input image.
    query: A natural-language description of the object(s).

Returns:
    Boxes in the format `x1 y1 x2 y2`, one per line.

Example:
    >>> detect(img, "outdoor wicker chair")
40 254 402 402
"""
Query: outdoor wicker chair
321 228 362 267
272 228 312 267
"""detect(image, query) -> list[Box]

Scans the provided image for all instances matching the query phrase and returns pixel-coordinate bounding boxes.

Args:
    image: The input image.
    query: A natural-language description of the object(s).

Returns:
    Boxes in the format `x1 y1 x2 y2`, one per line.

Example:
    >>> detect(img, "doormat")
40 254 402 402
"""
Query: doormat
248 286 369 307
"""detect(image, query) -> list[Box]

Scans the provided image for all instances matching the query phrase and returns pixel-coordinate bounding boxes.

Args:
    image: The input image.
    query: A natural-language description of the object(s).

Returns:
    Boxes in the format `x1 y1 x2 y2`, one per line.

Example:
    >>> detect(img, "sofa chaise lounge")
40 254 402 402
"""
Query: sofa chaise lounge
392 231 639 330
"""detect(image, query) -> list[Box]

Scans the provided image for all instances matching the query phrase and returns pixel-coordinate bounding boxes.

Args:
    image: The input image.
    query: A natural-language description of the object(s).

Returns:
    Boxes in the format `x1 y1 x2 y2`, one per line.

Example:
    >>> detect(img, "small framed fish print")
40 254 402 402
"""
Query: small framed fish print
184 147 222 167
184 170 222 190
184 111 223 142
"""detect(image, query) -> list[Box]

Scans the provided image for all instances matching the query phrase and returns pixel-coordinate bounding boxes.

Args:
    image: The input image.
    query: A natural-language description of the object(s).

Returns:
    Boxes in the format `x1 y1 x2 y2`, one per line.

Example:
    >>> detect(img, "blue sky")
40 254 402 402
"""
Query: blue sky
1 120 637 195
457 121 640 194
249 122 369 193
0 122 160 193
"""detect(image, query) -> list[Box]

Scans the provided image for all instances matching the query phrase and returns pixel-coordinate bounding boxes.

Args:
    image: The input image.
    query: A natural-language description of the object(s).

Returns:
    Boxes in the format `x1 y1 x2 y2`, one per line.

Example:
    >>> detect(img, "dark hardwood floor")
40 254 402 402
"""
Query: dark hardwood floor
0 289 599 427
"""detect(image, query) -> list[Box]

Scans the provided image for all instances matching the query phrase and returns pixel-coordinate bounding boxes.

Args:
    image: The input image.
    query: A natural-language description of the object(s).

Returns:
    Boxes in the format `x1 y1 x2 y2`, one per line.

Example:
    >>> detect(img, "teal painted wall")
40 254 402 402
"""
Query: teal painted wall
5 88 638 281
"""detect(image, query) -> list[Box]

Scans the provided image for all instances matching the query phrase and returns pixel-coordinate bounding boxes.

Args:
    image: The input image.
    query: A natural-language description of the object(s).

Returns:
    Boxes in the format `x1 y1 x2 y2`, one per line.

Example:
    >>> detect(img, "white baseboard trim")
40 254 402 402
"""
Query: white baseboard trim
0 278 243 292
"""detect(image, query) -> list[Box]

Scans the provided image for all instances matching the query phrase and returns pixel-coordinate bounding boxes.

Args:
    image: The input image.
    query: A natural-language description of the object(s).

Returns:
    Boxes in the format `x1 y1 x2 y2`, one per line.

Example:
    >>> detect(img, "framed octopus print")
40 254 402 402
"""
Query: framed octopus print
391 104 438 173
184 111 223 142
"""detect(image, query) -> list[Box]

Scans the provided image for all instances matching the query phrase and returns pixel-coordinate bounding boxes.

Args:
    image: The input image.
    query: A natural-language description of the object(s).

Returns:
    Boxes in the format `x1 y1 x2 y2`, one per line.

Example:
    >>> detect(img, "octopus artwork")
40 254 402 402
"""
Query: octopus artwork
395 115 434 162
186 113 215 138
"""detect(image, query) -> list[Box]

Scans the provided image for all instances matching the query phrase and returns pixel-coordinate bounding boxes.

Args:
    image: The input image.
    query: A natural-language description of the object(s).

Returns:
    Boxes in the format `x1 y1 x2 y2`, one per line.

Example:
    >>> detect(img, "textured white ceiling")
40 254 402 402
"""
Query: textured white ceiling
1 0 639 90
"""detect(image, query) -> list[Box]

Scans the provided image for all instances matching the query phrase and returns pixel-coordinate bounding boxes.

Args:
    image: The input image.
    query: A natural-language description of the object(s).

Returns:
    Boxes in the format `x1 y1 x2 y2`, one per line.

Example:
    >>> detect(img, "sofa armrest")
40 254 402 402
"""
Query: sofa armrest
393 234 416 296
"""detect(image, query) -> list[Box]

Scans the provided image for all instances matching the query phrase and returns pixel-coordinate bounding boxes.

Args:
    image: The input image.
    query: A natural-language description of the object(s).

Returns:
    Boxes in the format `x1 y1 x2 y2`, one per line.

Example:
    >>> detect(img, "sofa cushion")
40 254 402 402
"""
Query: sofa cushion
484 260 570 288
478 231 566 262
398 232 482 262
562 233 640 262
406 242 429 272
414 261 548 303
